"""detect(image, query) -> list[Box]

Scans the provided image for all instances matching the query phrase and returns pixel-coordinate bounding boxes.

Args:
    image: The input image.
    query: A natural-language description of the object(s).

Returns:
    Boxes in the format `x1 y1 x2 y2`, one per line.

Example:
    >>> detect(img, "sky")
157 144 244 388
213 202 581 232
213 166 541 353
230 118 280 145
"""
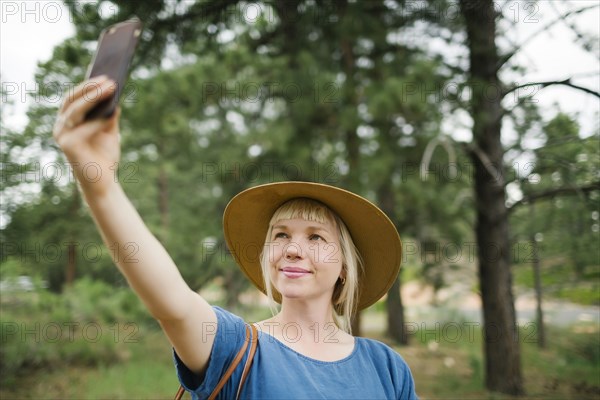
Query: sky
1 1 74 127
1 1 598 136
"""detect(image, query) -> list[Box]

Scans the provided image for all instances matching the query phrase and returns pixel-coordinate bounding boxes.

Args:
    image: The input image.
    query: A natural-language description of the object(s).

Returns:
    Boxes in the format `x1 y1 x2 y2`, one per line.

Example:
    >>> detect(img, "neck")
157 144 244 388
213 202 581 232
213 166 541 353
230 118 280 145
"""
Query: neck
269 298 343 344
278 299 335 326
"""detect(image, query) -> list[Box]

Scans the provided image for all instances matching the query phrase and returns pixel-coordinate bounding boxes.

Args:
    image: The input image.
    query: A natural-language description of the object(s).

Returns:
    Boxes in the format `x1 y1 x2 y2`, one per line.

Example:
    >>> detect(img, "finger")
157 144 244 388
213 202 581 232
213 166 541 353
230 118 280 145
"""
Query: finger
62 80 117 126
53 117 109 150
70 116 114 141
56 78 114 136
60 75 110 113
53 114 66 140
53 111 80 139
59 75 111 113
53 86 116 142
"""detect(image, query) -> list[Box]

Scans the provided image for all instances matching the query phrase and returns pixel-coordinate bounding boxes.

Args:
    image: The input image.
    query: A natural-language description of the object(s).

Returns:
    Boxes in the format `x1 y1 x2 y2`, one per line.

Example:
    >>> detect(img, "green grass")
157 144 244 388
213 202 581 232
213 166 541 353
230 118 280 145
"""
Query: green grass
554 285 600 305
81 329 177 399
0 329 179 400
391 322 600 400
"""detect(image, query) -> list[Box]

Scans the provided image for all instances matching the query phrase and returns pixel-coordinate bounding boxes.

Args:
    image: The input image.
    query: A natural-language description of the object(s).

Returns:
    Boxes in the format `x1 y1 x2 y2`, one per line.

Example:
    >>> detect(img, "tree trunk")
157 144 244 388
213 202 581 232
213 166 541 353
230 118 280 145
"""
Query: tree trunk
351 312 361 337
572 207 585 278
387 275 408 344
459 0 524 395
378 182 408 344
65 242 76 285
224 269 244 310
339 0 362 337
530 204 545 348
531 233 545 349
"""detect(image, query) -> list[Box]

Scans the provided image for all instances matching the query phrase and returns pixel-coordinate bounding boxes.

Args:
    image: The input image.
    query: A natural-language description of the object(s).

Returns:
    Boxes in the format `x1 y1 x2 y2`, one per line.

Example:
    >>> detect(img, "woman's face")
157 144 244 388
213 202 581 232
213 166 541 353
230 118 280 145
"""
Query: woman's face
267 217 344 304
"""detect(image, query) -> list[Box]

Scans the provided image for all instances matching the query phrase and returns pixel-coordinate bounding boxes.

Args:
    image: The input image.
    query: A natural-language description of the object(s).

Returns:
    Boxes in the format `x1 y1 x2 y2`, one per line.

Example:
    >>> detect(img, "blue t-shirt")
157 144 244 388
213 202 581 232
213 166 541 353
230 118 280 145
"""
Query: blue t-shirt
174 306 418 399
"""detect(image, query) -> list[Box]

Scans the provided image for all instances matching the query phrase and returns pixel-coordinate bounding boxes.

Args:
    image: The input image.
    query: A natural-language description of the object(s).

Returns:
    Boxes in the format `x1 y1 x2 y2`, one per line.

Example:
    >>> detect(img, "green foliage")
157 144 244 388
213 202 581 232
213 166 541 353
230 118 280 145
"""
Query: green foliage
511 113 599 304
562 330 600 366
0 277 152 386
513 263 599 305
555 286 600 306
62 278 153 324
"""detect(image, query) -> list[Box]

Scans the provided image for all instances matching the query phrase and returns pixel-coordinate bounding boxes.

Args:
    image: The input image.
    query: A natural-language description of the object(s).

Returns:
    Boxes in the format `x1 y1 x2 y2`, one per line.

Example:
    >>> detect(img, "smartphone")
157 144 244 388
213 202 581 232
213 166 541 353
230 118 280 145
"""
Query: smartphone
84 18 142 120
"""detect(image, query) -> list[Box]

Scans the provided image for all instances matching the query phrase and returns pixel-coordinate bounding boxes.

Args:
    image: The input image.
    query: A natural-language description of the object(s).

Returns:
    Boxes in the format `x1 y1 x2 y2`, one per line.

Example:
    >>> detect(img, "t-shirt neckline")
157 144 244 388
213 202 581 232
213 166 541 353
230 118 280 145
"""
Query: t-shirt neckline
254 326 359 364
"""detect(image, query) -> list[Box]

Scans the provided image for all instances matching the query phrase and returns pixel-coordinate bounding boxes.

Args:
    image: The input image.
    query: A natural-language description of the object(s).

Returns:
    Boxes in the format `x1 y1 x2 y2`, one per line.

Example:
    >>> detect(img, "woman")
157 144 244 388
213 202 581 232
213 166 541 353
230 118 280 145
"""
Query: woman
53 76 418 399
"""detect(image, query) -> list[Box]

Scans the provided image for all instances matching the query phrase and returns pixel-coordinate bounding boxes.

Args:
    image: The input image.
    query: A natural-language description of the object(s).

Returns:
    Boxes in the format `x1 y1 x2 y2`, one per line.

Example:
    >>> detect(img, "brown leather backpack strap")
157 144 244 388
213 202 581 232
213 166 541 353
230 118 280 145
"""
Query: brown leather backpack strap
174 325 252 400
207 324 252 400
174 385 185 400
235 324 259 399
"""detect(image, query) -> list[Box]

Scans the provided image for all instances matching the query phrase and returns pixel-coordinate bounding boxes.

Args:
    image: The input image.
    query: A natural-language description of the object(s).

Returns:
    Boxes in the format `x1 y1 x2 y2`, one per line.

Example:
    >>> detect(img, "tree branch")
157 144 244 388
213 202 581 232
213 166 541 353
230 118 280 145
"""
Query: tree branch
463 143 505 186
508 181 600 213
498 4 599 70
549 1 598 53
503 78 600 99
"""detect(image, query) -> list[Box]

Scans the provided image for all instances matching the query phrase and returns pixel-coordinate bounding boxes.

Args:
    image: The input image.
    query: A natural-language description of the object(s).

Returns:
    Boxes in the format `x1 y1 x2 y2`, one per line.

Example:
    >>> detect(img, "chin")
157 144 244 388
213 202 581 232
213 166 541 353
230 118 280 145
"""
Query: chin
275 285 306 299
276 282 320 301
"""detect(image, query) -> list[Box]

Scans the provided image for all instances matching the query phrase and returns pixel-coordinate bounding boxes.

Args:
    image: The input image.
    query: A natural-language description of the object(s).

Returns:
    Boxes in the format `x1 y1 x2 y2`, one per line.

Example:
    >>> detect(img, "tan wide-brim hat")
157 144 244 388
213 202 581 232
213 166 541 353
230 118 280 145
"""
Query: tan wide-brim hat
223 181 402 310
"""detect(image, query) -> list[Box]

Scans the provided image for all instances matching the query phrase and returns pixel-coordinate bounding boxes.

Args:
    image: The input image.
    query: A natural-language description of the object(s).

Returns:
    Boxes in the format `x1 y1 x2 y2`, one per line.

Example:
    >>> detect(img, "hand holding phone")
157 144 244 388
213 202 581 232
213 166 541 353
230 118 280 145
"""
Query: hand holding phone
85 18 142 120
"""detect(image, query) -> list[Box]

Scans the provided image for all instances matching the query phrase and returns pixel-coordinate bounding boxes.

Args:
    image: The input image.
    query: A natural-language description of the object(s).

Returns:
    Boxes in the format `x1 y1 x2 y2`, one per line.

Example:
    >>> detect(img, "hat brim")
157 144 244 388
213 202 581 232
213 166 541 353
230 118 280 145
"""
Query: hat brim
223 181 402 310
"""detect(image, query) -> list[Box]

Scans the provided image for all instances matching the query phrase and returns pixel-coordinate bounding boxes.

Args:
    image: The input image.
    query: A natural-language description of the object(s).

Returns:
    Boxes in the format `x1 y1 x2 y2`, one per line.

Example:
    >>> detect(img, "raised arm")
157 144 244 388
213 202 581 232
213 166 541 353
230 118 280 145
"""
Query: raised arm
53 76 216 376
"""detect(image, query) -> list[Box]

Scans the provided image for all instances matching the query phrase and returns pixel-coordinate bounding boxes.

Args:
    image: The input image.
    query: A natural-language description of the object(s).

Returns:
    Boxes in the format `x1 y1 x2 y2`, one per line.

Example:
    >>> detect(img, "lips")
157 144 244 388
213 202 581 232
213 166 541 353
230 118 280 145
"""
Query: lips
280 267 312 279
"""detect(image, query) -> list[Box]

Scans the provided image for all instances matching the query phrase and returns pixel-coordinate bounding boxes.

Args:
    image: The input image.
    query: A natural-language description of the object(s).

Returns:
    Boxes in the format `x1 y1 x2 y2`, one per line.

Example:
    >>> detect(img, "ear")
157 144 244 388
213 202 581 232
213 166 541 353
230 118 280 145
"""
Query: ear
338 268 347 285
340 264 347 280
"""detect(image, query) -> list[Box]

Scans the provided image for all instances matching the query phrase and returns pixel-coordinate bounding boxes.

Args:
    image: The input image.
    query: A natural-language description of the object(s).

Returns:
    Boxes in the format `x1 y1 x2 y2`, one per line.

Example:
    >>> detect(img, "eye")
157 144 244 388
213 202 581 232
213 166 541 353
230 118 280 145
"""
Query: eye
309 234 325 242
273 232 288 239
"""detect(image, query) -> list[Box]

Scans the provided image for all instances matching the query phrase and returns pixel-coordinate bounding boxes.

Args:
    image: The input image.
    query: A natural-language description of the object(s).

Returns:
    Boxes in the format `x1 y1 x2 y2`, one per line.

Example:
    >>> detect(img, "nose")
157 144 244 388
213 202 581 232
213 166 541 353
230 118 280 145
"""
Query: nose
283 242 303 260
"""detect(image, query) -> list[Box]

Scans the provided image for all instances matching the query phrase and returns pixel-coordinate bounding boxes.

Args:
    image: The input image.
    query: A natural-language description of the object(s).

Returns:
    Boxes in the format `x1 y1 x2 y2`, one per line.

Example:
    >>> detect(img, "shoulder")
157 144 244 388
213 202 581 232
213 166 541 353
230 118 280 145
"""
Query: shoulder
213 305 244 324
356 337 412 368
212 306 245 326
173 306 249 396
355 337 418 399
357 337 404 356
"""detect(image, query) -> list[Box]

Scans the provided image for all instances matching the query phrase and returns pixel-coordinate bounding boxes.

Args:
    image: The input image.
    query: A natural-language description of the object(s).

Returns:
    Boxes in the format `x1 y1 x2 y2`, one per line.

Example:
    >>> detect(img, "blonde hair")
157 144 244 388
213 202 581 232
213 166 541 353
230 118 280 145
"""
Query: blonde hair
259 198 363 334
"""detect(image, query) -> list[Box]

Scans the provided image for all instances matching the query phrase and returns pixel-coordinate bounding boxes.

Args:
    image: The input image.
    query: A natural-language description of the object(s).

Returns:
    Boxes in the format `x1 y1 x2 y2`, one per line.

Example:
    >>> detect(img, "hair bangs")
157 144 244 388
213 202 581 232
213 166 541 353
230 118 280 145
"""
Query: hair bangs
269 198 338 227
